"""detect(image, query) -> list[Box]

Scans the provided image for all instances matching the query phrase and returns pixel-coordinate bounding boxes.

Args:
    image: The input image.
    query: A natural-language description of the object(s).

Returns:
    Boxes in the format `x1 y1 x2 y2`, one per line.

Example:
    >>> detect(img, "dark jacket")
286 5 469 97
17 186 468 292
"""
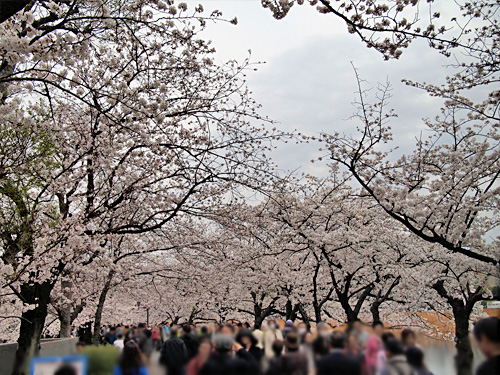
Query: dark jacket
312 337 329 358
247 345 263 363
181 333 199 360
265 356 282 375
476 356 500 375
281 351 308 375
138 329 154 354
160 337 188 375
316 350 361 375
199 348 260 375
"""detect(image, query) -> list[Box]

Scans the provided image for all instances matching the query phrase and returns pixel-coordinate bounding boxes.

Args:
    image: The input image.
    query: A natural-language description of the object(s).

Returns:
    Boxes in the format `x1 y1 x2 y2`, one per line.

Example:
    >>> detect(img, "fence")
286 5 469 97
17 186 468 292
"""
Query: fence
0 338 78 375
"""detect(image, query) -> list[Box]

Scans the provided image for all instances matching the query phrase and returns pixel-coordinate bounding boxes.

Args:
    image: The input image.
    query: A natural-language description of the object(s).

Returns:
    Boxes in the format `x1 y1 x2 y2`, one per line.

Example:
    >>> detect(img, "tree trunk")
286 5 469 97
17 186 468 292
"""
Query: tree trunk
91 270 114 345
285 301 299 321
370 301 381 322
12 282 52 375
254 314 264 329
453 304 473 375
59 280 72 338
297 303 311 328
313 303 322 323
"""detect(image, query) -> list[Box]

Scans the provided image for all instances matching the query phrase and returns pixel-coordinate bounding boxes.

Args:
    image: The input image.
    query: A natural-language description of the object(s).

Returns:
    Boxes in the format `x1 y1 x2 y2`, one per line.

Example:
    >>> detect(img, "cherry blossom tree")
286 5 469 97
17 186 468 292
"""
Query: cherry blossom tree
0 1 288 373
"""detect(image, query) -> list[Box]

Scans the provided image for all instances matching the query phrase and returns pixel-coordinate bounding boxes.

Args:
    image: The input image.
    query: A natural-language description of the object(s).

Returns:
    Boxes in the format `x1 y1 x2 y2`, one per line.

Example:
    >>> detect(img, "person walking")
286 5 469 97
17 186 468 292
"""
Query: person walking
187 336 213 375
300 331 315 375
365 321 384 375
136 323 154 365
181 324 199 361
199 334 260 375
313 322 330 359
264 320 284 359
473 317 500 375
352 319 370 354
281 331 309 375
253 322 265 349
405 346 433 375
114 332 125 352
236 328 263 362
316 331 361 375
159 329 189 375
265 340 284 375
113 342 149 375
379 339 413 375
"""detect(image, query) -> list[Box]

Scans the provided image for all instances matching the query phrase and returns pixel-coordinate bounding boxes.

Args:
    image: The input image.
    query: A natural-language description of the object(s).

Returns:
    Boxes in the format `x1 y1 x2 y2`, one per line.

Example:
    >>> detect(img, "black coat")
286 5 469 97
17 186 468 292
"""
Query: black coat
312 337 329 357
159 337 188 375
200 349 261 375
476 355 500 375
181 333 199 360
316 351 361 375
247 345 263 363
265 356 282 375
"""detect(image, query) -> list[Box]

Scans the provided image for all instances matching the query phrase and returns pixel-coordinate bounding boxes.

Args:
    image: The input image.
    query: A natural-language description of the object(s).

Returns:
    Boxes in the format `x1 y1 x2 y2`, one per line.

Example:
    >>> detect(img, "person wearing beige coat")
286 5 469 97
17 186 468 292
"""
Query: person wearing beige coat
264 321 284 358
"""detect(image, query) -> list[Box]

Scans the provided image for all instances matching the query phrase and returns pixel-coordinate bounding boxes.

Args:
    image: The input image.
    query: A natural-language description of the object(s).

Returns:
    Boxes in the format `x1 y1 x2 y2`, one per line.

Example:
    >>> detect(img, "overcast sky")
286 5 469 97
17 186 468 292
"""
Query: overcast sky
189 0 454 176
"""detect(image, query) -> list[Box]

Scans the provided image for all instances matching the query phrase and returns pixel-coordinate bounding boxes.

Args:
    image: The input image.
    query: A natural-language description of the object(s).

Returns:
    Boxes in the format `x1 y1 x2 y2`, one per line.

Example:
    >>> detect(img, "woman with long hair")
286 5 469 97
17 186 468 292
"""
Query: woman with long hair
113 341 149 375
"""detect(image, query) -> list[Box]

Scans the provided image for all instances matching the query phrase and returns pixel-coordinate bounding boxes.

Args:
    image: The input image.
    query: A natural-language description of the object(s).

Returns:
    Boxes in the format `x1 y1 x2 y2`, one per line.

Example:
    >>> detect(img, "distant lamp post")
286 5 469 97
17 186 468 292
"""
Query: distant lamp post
136 301 149 327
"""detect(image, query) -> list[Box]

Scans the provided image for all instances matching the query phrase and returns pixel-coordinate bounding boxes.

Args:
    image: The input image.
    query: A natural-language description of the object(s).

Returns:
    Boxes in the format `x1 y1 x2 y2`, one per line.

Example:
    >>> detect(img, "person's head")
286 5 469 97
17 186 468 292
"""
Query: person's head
182 324 192 335
384 338 404 359
285 320 294 327
138 323 146 331
236 329 257 348
243 322 251 329
272 339 284 357
76 341 85 352
317 322 329 338
473 317 500 358
117 332 124 340
329 331 346 350
284 331 300 352
381 332 395 345
353 319 364 333
401 328 416 347
298 322 308 335
200 325 209 335
267 319 276 331
303 331 314 345
213 334 234 355
170 327 178 338
110 326 116 333
220 323 235 337
54 365 77 375
372 320 384 337
197 335 213 359
405 346 425 369
119 342 144 373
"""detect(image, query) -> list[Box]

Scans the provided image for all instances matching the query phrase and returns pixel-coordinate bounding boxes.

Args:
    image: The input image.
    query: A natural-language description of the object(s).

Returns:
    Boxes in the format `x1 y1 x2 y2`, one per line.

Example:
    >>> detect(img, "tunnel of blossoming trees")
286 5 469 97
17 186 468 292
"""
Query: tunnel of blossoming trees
0 1 498 375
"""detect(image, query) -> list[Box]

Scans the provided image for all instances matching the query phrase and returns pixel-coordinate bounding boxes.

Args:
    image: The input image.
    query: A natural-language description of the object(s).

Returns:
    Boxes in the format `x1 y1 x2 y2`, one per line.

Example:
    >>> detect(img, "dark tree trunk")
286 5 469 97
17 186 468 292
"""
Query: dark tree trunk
432 279 476 375
285 301 299 321
313 303 322 323
370 301 381 322
254 314 264 329
92 270 114 345
297 303 310 327
453 304 473 375
12 282 52 375
58 280 72 338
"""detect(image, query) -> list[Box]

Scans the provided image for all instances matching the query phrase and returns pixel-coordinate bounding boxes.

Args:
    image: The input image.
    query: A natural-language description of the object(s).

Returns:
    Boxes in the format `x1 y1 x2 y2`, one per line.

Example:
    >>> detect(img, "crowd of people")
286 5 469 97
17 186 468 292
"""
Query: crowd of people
75 316 499 375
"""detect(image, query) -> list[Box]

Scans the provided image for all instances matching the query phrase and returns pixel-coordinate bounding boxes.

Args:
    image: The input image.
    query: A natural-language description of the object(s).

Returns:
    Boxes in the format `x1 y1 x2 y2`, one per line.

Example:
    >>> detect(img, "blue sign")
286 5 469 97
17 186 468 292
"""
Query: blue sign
30 355 88 375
